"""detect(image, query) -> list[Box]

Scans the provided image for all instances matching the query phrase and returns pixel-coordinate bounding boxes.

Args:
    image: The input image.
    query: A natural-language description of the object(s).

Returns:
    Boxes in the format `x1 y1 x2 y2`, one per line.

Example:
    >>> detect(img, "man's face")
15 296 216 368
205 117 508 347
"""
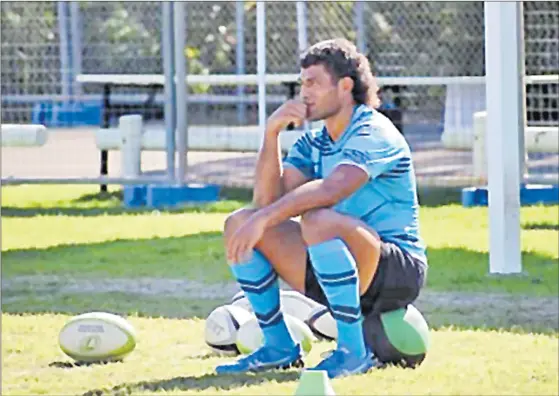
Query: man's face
299 64 343 121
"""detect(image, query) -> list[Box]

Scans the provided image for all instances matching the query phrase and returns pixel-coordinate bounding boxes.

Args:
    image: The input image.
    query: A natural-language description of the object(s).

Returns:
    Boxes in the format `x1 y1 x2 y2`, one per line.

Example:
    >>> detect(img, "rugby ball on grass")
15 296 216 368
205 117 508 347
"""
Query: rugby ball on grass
205 304 254 356
236 313 316 355
231 289 324 322
306 305 337 341
59 312 137 363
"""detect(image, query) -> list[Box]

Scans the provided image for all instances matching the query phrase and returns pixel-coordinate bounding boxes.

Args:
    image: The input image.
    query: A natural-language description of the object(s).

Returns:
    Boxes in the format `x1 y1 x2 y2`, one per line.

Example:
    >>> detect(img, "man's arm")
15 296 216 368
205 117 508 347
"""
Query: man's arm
253 136 311 207
258 164 369 228
252 131 284 207
283 167 311 193
252 100 308 207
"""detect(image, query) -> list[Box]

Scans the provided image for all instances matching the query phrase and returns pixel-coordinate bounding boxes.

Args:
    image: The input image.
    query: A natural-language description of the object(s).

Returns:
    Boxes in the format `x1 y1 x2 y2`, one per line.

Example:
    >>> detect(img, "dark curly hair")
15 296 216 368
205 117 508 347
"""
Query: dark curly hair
300 38 379 108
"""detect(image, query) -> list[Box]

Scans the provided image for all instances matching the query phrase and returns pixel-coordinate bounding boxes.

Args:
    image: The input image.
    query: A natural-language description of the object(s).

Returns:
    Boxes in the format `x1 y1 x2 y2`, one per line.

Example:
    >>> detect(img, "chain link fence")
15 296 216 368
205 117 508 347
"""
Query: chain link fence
1 1 557 188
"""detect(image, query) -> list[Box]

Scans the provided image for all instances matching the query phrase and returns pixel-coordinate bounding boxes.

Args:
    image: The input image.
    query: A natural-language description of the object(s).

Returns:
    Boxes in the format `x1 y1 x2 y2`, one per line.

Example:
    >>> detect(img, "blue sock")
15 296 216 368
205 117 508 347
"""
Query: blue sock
231 250 296 350
308 238 367 358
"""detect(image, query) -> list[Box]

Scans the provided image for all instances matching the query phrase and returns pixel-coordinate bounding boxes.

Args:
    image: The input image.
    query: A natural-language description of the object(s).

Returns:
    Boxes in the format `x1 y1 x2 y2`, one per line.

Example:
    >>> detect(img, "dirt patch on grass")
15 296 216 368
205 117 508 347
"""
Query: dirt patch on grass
414 290 559 333
2 275 240 299
3 275 557 332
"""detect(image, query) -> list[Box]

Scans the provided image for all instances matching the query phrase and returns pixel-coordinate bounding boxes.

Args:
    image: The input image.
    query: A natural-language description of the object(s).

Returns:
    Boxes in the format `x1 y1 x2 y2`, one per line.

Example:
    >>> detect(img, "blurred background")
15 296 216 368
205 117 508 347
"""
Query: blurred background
1 1 558 190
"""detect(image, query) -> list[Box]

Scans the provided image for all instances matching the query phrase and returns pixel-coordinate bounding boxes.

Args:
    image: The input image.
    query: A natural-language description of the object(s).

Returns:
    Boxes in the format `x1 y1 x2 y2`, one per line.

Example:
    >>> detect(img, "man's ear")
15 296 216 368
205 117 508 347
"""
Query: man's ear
339 76 354 95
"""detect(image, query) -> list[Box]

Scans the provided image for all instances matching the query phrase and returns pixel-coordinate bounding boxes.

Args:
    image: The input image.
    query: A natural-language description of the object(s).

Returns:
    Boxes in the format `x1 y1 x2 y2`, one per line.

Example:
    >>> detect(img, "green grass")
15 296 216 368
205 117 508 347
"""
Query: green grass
1 185 558 395
2 185 558 295
2 313 558 396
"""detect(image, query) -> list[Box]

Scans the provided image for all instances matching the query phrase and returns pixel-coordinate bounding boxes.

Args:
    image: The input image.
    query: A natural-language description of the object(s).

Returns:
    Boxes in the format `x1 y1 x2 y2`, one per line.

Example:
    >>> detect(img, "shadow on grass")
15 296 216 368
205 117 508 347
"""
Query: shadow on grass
72 190 123 203
2 231 557 333
49 360 126 369
0 205 215 217
1 185 474 218
82 371 301 396
0 186 249 218
523 222 559 231
1 231 233 319
71 187 255 204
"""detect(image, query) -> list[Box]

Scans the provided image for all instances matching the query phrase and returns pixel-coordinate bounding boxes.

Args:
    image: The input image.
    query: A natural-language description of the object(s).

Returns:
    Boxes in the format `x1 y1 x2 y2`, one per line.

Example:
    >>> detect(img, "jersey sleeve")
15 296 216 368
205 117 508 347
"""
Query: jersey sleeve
282 133 315 179
337 133 405 179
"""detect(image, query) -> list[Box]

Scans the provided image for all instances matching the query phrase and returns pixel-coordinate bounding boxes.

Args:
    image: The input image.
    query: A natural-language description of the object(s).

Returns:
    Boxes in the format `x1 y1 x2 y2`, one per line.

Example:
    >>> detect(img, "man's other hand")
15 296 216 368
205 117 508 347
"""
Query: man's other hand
266 100 307 135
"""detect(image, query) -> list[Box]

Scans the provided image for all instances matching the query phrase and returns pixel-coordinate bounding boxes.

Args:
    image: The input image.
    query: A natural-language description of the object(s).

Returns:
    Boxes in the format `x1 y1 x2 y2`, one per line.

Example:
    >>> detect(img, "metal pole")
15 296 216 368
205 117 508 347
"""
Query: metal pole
296 1 308 51
256 2 266 132
57 1 71 103
355 1 366 54
516 1 527 182
69 2 82 96
174 1 188 183
100 83 111 192
162 2 176 181
296 1 309 130
484 1 522 274
236 1 246 124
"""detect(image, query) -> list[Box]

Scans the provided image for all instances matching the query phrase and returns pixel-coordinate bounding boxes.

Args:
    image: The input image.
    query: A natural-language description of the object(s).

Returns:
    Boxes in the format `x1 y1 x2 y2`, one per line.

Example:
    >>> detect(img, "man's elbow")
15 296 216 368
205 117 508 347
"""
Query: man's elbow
320 176 365 207
319 183 345 207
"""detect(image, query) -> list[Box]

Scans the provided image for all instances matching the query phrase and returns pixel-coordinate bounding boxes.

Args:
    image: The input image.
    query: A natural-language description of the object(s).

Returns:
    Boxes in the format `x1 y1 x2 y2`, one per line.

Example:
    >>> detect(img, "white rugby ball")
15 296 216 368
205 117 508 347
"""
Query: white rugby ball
231 290 324 323
58 312 137 362
205 305 254 356
236 313 315 355
306 306 337 341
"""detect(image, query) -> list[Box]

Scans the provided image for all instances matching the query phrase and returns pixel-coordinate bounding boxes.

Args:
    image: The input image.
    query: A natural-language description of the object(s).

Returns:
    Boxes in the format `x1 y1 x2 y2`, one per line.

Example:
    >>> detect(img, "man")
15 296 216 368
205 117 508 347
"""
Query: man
216 38 427 379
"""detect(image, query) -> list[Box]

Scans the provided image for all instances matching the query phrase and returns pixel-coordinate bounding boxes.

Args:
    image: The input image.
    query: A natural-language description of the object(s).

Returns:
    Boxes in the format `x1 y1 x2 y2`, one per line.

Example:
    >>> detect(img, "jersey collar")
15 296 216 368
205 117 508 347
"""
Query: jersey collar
321 104 374 147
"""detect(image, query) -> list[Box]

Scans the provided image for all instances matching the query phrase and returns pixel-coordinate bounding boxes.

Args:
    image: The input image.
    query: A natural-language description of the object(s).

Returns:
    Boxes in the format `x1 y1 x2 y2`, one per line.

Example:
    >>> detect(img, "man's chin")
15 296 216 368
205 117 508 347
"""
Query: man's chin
306 114 324 122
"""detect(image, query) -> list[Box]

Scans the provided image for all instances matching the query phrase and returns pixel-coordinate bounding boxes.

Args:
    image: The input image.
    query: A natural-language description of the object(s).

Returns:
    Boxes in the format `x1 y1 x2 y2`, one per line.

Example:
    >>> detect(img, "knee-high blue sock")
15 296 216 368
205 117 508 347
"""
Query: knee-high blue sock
308 238 367 358
231 250 296 350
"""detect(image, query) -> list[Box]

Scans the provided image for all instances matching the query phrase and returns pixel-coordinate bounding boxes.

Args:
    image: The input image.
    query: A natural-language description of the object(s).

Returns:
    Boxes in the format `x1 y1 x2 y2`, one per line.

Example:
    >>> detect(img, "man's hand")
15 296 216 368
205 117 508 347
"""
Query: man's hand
266 100 307 135
226 211 269 263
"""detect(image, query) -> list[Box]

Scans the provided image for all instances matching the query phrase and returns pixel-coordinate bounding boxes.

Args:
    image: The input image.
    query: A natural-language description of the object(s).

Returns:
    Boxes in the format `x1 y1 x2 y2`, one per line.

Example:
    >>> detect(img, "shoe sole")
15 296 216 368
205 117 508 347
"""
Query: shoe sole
251 357 305 372
278 357 305 370
217 357 305 375
330 360 375 379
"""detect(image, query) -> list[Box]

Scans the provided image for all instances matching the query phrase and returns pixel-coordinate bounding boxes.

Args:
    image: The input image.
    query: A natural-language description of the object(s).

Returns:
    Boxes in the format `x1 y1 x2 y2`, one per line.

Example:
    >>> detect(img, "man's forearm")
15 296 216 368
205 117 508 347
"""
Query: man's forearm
258 180 338 228
256 164 369 229
252 129 284 208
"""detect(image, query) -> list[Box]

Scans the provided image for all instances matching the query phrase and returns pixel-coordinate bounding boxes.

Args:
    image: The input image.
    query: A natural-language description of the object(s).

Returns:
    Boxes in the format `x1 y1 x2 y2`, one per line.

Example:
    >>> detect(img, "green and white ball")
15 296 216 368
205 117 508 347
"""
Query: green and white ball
58 312 137 363
363 304 430 368
236 313 315 355
205 304 254 356
231 289 324 323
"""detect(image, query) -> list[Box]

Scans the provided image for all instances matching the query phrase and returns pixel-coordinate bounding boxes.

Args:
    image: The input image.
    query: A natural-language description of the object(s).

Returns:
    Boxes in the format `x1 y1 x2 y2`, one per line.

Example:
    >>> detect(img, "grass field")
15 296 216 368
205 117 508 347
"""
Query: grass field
2 185 558 395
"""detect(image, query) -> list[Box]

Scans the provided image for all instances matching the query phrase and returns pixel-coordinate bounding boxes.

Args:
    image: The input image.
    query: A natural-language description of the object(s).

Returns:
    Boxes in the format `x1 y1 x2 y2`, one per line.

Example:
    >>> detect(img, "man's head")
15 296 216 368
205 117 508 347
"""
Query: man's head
299 38 379 121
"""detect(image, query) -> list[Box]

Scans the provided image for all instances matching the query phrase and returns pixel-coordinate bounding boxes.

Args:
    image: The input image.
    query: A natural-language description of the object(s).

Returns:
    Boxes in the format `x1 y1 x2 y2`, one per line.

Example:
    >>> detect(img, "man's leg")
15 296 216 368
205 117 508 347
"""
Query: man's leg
216 208 309 374
223 207 309 292
300 208 383 378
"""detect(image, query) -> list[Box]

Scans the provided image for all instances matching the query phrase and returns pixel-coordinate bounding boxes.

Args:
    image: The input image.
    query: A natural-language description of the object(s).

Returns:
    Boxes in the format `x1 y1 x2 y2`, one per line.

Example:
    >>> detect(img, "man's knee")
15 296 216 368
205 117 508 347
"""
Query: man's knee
223 207 256 239
300 208 337 245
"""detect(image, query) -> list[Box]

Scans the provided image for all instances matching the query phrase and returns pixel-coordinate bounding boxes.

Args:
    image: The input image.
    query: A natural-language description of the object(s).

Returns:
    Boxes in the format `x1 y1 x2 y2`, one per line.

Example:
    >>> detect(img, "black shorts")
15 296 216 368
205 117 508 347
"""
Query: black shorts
304 240 427 316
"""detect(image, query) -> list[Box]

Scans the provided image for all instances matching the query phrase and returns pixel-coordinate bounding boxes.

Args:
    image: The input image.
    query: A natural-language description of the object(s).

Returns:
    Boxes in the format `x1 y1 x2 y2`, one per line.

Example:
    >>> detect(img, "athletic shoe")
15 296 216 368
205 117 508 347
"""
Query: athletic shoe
216 343 304 375
307 348 377 378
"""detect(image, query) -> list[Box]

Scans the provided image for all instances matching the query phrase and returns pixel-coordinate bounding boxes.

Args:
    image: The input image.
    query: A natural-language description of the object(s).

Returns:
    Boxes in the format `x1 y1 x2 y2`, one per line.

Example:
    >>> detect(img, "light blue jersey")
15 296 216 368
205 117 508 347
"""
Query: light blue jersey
283 104 427 263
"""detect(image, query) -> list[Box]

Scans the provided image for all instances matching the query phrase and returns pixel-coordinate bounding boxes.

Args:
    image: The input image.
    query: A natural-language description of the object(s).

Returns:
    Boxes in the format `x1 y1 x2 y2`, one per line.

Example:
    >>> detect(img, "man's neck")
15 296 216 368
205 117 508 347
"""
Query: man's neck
324 103 356 142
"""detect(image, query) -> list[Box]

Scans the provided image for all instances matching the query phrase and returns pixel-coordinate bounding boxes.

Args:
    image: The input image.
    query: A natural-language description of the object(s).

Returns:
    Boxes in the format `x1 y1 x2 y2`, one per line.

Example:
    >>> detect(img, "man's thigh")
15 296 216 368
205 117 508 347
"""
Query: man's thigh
300 208 382 295
299 209 426 314
360 241 427 315
305 240 426 315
